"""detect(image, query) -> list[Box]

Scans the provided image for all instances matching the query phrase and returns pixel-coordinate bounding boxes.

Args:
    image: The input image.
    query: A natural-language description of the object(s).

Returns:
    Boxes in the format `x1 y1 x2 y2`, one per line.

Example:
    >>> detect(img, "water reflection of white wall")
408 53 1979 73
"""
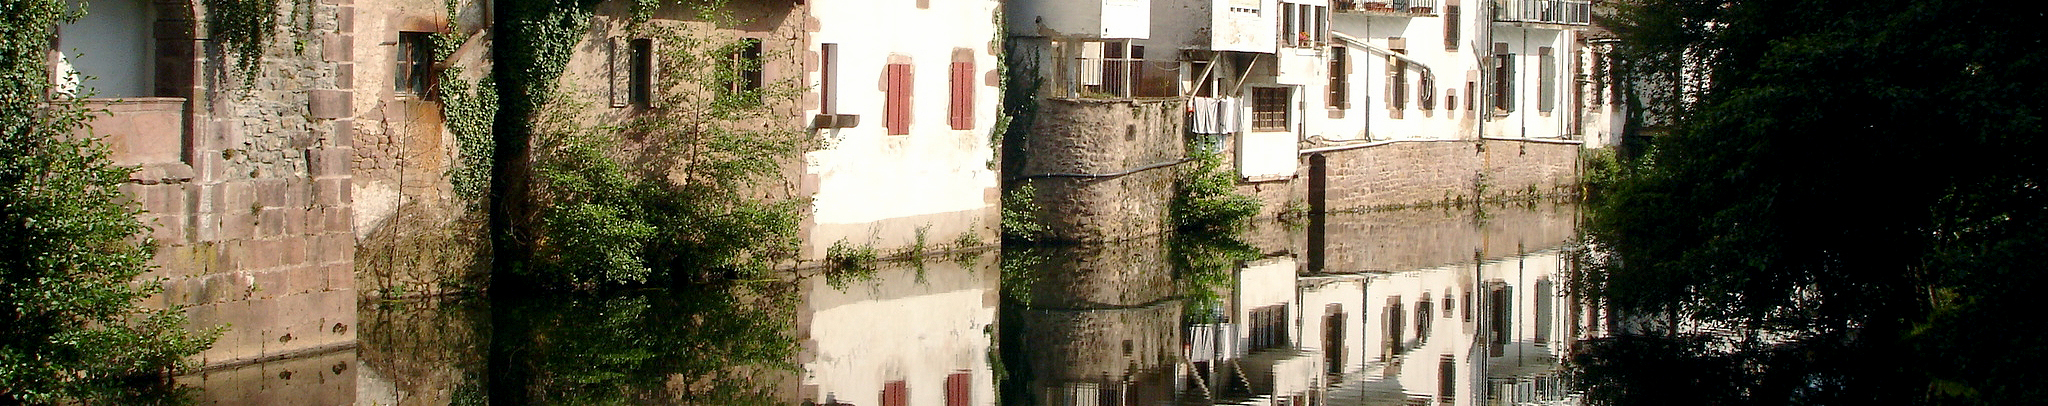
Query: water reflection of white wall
798 258 998 406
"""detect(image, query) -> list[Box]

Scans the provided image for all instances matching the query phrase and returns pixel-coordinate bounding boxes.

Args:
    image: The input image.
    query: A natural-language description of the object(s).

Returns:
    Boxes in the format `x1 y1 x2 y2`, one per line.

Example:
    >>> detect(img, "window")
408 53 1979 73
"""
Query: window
882 380 908 406
886 63 912 135
1466 81 1477 111
725 38 763 104
1252 87 1290 132
949 60 974 130
1279 3 1327 48
1420 75 1435 110
1438 355 1458 402
1328 47 1347 108
395 32 434 97
1492 43 1515 112
1390 57 1408 111
630 38 654 107
820 43 839 114
1384 297 1406 355
1444 5 1461 51
1448 88 1458 111
945 373 971 406
1281 5 1296 47
1324 304 1345 375
1539 46 1555 113
1249 304 1290 351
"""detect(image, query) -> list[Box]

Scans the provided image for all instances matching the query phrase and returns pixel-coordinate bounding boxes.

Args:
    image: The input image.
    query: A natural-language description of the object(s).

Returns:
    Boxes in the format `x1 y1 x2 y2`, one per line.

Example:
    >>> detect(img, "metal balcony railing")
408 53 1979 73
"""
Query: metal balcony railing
1492 0 1591 25
1334 0 1438 16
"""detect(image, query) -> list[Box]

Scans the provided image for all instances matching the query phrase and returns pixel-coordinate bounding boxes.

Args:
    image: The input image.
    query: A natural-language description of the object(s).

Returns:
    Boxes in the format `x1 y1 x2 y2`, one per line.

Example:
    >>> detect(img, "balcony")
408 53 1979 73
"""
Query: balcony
77 98 188 167
1493 0 1590 26
1334 0 1438 17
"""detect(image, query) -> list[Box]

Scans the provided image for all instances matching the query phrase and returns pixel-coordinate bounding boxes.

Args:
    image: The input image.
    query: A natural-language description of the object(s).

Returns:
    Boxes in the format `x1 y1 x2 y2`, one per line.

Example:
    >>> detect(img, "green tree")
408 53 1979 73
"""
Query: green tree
1577 0 2046 403
0 1 216 403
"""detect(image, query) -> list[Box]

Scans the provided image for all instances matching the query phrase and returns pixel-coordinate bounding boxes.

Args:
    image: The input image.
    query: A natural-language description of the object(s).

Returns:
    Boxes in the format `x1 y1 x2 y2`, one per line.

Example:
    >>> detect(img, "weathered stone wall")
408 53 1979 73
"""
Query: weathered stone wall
1305 138 1582 213
348 0 493 298
1021 98 1186 242
103 0 360 369
1016 239 1181 384
1479 139 1582 200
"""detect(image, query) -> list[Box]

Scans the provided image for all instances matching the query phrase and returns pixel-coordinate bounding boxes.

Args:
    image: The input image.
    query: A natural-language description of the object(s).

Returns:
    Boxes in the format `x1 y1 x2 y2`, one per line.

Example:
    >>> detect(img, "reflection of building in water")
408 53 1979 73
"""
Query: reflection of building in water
1186 204 1606 406
794 256 1000 406
1014 239 1184 406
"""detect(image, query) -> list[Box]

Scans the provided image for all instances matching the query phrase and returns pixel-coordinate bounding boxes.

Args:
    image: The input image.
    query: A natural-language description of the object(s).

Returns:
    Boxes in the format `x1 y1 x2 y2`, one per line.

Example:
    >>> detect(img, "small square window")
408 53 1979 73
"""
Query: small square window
395 32 434 97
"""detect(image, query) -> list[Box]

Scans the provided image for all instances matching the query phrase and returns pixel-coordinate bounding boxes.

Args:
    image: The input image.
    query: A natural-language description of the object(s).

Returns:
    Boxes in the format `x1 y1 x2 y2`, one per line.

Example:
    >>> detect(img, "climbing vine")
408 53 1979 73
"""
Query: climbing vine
205 0 281 81
440 70 497 203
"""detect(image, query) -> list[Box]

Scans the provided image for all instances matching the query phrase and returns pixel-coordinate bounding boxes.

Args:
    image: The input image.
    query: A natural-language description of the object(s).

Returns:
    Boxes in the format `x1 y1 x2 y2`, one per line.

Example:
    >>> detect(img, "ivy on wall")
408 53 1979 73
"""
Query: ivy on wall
205 0 281 80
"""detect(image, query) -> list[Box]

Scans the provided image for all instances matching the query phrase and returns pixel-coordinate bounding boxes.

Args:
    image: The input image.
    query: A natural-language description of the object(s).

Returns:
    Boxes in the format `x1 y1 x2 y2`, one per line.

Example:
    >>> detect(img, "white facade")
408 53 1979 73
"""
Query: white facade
804 0 1003 259
1009 0 1153 39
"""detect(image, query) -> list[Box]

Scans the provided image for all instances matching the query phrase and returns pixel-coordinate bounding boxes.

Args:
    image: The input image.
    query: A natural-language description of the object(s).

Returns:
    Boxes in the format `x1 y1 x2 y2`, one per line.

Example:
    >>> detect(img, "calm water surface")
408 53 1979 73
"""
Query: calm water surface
182 203 1599 405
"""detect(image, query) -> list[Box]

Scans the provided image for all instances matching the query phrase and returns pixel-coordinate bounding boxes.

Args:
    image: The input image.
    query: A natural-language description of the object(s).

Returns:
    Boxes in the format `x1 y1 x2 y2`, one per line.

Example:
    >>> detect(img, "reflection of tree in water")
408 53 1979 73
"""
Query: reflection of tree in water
996 231 1258 405
358 298 490 406
493 282 798 405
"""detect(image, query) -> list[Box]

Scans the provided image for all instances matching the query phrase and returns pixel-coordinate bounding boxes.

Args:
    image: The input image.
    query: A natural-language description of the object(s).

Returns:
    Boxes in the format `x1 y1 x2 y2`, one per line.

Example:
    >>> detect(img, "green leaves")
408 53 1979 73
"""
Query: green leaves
2 2 216 402
1172 146 1262 233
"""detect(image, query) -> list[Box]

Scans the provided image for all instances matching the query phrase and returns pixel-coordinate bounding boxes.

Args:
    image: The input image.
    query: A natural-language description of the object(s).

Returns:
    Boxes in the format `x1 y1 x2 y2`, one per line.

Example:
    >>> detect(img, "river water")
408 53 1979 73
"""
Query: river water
181 202 1599 405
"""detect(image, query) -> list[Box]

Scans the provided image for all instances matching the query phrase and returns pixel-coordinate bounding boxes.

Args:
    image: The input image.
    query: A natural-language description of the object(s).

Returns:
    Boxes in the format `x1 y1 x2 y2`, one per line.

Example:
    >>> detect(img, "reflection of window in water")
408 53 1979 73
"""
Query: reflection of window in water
1324 304 1345 375
1534 277 1554 345
1438 354 1457 403
1487 282 1512 357
1417 293 1434 343
1383 296 1405 357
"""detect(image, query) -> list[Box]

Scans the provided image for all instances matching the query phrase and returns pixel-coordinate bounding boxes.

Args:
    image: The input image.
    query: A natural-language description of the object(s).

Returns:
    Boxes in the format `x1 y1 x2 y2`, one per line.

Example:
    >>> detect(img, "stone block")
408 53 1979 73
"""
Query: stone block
148 214 185 244
257 208 288 239
324 262 353 292
335 7 354 33
333 63 353 90
307 148 352 178
283 208 309 236
321 34 353 62
321 207 351 234
252 269 289 300
331 119 355 149
280 236 310 268
144 183 188 214
309 90 352 119
318 233 355 264
255 178 290 208
219 212 255 242
316 177 352 207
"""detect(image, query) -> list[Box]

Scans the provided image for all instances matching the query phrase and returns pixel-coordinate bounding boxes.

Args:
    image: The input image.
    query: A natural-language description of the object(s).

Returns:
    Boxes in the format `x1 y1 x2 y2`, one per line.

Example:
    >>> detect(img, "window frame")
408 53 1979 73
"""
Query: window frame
1251 86 1291 132
395 31 435 98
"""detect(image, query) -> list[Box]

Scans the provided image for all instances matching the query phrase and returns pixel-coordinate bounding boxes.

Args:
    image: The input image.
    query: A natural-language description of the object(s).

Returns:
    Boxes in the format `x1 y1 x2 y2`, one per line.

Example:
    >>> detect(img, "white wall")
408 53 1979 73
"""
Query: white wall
1009 0 1151 39
59 0 154 98
807 0 1002 257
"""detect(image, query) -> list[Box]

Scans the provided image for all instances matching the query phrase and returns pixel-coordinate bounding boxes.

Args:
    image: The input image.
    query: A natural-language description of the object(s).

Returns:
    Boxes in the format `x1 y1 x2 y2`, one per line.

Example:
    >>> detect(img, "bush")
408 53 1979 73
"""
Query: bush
1171 146 1262 233
1 2 217 402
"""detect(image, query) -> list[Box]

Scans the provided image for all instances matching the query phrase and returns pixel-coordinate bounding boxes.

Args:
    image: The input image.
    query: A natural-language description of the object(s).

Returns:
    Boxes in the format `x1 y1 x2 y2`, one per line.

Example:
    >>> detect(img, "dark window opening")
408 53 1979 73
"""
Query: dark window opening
395 32 434 97
1252 87 1290 131
1444 5 1462 50
1328 47 1348 108
725 38 764 105
630 38 654 107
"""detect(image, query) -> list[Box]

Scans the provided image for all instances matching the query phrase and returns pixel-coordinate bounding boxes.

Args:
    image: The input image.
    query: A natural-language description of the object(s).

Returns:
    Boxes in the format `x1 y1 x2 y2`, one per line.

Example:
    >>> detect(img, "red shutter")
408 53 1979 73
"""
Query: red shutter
950 61 974 130
887 64 912 135
946 372 970 406
882 380 909 406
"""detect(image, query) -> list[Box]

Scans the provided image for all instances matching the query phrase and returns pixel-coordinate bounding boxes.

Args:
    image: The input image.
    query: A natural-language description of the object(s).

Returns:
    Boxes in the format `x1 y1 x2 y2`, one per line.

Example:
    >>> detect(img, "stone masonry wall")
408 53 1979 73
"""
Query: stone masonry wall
113 0 359 371
1314 203 1580 273
348 0 493 298
1022 98 1186 242
1305 138 1582 213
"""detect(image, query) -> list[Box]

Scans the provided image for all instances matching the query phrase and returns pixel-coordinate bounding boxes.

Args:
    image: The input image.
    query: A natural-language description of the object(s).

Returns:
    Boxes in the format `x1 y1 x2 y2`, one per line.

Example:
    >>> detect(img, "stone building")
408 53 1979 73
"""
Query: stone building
1007 0 1625 235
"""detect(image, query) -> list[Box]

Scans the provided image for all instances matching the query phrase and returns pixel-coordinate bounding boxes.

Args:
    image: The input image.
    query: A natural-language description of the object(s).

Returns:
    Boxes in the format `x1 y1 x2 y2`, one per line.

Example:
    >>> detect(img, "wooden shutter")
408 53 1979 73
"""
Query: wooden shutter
1539 46 1555 113
945 372 971 406
887 63 911 135
950 61 973 130
1444 5 1462 50
609 37 628 107
882 380 909 406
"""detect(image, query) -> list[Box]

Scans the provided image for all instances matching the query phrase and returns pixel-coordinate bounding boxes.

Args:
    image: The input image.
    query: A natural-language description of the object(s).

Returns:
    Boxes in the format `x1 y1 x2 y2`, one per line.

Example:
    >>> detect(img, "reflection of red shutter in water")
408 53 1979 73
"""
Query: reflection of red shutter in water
882 380 909 406
888 64 912 135
946 372 971 406
950 61 974 130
